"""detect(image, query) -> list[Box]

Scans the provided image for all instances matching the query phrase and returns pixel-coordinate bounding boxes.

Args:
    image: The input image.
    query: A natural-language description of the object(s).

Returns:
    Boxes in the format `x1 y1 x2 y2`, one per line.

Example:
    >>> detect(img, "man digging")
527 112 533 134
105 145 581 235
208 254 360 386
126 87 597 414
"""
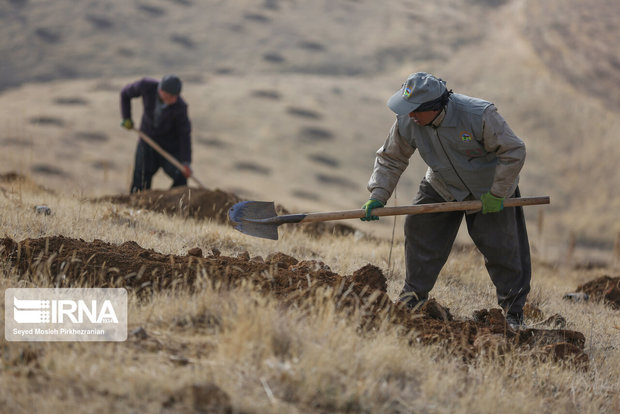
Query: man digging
120 75 193 193
361 72 531 329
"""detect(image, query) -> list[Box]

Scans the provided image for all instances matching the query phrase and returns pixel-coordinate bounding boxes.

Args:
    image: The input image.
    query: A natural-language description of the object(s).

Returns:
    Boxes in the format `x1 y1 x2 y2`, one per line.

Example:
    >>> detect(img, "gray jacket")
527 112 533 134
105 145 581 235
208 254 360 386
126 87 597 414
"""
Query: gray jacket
368 94 525 203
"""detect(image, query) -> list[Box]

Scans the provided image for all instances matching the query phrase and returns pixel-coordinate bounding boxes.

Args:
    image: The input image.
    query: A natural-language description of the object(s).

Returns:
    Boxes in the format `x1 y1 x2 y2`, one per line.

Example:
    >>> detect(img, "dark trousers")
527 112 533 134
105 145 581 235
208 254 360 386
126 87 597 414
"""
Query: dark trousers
130 140 187 193
400 179 531 314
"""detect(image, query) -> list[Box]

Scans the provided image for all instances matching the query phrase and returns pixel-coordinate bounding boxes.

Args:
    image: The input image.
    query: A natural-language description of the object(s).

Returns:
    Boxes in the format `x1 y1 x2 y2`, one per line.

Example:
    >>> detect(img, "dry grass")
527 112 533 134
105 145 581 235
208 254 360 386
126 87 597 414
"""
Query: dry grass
1 180 619 413
2 0 620 411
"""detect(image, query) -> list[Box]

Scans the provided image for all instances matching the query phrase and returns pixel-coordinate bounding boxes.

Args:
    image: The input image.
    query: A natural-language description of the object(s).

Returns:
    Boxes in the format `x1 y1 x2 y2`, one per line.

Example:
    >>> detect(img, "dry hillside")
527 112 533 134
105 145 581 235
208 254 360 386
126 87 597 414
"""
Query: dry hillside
0 2 618 254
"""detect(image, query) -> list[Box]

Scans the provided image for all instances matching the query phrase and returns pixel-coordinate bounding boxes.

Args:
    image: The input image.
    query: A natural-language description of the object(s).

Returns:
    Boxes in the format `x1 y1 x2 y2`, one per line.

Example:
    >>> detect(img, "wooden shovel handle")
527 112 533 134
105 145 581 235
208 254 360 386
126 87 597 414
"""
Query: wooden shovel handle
299 196 550 223
133 128 206 189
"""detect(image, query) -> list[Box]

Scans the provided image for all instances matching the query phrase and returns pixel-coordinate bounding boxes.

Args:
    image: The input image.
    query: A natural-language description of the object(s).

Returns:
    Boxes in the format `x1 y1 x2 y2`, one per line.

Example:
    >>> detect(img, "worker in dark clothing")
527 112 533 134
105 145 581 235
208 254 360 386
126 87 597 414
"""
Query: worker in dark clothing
120 75 192 193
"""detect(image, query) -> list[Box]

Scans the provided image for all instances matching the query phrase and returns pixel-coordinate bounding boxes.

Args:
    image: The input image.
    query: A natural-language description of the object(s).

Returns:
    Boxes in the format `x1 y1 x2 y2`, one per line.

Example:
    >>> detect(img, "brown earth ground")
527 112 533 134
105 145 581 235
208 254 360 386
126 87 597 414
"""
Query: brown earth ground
576 276 620 310
0 171 54 194
0 235 589 367
94 186 358 238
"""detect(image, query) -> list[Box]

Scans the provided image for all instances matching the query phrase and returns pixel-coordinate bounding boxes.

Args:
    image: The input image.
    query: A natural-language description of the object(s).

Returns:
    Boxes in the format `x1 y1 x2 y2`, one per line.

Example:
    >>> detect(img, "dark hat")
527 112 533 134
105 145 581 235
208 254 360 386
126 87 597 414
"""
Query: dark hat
159 75 182 95
387 72 447 115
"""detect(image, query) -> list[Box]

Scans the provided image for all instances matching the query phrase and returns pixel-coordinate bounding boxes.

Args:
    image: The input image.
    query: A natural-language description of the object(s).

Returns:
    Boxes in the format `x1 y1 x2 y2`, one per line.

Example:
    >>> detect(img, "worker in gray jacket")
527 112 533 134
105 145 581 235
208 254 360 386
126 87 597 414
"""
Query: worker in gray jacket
361 72 530 328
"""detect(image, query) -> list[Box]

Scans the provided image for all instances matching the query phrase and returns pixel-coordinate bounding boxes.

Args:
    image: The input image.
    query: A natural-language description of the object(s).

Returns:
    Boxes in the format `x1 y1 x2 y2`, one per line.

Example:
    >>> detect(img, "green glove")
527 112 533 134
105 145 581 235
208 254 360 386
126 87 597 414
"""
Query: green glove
120 118 134 130
481 191 504 214
361 199 385 221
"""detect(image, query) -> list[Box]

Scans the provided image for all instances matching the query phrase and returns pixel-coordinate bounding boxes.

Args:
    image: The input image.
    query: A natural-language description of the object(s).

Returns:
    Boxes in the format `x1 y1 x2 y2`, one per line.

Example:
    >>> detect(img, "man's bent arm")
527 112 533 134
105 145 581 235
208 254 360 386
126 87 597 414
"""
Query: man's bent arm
120 78 147 121
368 120 415 204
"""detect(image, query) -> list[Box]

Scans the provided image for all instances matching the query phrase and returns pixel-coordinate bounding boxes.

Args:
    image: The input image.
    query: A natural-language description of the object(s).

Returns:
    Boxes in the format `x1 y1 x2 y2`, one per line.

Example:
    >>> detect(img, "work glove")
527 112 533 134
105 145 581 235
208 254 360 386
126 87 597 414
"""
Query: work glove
181 164 192 178
120 118 134 130
481 191 504 214
360 199 384 221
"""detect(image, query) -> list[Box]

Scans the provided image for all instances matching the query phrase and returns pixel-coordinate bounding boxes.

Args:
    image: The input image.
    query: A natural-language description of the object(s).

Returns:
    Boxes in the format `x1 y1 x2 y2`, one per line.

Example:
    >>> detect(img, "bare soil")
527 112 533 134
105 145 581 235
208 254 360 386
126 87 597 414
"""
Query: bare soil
576 275 620 309
94 186 357 238
96 187 242 224
0 172 54 194
0 235 588 367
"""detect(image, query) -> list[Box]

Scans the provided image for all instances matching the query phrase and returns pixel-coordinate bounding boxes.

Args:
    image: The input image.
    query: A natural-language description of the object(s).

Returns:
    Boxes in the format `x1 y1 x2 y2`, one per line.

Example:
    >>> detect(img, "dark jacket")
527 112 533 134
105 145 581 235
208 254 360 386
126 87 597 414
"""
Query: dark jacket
120 77 192 163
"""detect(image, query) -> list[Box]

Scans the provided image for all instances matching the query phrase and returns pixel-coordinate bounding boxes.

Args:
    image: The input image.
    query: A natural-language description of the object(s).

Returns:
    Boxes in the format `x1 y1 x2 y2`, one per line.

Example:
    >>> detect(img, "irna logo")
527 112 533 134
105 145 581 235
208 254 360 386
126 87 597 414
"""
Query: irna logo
5 288 127 342
13 297 119 324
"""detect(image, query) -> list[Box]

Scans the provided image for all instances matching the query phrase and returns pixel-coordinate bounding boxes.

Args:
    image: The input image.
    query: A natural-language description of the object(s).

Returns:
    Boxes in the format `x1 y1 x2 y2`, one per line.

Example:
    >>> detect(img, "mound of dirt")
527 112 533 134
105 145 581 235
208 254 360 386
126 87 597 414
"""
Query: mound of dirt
95 187 241 224
0 171 54 194
576 275 620 309
0 236 588 367
0 172 25 183
94 186 358 238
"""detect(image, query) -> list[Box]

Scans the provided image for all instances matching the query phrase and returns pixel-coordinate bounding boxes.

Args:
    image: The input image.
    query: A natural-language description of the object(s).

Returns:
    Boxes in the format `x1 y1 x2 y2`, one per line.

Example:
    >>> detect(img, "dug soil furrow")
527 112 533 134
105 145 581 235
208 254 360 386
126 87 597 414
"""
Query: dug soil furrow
1 236 588 367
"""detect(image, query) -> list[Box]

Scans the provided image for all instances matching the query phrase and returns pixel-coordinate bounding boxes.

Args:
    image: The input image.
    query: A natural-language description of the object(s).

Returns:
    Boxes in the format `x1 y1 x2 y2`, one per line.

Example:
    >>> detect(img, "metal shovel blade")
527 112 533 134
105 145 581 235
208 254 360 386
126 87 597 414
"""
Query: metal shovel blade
228 201 280 240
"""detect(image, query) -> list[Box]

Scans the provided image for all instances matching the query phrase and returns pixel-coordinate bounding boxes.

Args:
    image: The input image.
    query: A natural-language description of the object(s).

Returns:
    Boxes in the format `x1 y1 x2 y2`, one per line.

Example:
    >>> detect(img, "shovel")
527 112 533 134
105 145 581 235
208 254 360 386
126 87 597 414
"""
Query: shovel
229 196 550 240
131 128 207 189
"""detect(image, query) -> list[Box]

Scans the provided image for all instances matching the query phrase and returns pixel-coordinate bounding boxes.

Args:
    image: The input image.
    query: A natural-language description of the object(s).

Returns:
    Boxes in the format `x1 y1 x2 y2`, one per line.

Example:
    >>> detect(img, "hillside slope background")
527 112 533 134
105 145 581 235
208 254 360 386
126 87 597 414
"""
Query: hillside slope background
1 0 619 254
